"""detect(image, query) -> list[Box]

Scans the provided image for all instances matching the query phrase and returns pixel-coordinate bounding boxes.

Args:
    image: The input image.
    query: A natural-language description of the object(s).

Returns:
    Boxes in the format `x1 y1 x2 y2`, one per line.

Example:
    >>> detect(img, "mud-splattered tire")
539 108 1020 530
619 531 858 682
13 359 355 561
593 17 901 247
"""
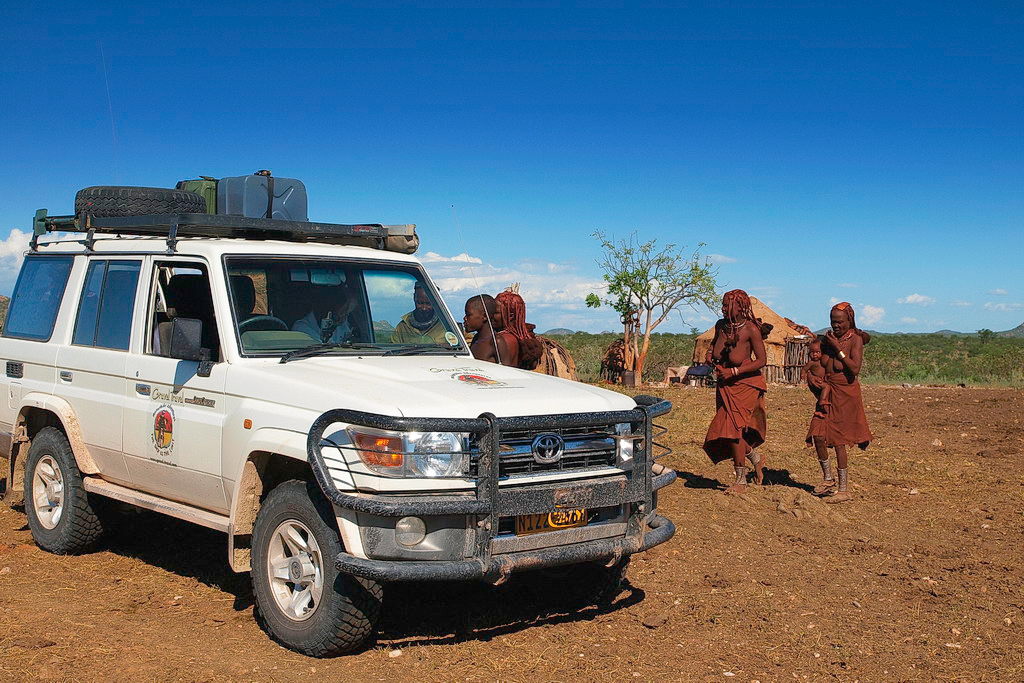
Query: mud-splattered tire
24 427 105 554
252 480 383 657
75 186 206 217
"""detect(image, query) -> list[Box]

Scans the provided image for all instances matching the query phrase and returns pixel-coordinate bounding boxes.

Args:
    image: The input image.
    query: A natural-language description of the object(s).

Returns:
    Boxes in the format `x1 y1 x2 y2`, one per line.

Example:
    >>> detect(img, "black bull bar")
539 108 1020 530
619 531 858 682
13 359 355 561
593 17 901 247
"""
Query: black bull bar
306 395 676 583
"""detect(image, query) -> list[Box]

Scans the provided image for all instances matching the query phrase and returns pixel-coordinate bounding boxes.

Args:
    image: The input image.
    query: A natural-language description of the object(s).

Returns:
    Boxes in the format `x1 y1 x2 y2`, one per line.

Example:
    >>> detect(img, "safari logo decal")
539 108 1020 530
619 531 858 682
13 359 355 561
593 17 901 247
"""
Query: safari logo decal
453 372 507 386
152 405 175 456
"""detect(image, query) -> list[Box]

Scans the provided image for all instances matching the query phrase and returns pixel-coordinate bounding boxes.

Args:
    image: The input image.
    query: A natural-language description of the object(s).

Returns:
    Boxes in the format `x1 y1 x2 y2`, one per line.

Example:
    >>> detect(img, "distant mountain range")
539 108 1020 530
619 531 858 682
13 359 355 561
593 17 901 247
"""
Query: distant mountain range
813 324 1024 337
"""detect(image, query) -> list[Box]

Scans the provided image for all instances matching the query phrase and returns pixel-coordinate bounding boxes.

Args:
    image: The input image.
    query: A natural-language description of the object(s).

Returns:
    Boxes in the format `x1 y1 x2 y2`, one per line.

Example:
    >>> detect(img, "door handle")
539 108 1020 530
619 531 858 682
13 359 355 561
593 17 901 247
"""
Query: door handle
59 371 73 382
135 383 151 396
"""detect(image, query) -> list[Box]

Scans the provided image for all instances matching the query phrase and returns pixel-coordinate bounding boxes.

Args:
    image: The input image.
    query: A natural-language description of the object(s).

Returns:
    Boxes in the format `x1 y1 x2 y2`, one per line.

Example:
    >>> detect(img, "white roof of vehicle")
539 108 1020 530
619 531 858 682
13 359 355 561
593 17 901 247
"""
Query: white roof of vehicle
32 236 422 264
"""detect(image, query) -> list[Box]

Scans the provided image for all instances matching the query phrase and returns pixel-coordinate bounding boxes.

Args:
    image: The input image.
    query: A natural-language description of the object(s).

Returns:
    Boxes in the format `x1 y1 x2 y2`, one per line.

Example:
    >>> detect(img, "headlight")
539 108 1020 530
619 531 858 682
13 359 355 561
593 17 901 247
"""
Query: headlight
347 427 467 478
615 422 634 463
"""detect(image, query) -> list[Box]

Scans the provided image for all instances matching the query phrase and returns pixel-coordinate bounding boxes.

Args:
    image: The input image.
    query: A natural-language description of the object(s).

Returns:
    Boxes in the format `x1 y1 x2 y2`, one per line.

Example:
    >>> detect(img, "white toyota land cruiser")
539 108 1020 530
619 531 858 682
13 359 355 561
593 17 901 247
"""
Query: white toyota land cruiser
0 187 676 657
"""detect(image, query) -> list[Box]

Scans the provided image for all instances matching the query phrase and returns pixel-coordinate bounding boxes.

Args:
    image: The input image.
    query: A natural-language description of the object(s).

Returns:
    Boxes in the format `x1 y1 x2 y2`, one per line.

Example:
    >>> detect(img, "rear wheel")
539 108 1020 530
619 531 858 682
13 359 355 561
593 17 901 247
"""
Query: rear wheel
24 427 105 554
251 480 383 657
75 186 206 217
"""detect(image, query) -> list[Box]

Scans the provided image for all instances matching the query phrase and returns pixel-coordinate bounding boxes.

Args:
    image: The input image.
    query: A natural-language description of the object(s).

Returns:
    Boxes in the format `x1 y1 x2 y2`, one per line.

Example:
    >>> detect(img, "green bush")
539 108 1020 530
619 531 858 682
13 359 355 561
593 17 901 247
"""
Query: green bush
551 332 1024 387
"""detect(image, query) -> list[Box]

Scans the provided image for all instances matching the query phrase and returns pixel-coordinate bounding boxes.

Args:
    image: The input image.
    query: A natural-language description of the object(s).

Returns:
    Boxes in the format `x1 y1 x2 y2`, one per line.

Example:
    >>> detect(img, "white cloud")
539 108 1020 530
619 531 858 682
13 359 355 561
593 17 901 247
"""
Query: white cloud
0 229 31 279
949 301 972 307
837 283 857 288
422 250 718 332
829 296 841 305
860 305 885 325
987 288 1008 296
900 317 918 324
897 293 935 306
420 251 483 265
708 253 737 264
983 302 1024 312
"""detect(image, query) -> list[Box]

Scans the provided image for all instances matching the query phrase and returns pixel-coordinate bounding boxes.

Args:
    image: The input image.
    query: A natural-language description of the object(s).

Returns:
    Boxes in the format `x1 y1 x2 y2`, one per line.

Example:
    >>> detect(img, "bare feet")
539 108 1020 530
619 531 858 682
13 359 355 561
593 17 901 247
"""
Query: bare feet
724 482 748 495
813 480 837 496
825 490 852 503
752 452 767 485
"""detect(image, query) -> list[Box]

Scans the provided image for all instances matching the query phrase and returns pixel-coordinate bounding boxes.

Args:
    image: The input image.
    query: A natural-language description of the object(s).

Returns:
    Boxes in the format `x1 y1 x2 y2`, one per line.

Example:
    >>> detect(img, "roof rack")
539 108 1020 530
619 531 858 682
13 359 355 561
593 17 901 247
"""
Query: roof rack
31 210 418 255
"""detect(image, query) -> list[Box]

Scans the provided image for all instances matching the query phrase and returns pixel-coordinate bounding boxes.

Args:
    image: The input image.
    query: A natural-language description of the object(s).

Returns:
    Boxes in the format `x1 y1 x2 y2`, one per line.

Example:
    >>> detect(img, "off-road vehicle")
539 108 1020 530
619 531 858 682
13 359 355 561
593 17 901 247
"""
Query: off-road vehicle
0 185 676 656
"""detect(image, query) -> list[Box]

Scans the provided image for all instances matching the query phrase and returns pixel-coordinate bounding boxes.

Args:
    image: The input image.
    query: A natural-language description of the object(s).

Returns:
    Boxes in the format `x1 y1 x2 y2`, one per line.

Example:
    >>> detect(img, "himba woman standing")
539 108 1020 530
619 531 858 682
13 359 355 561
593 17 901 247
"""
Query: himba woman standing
703 289 772 493
806 302 873 503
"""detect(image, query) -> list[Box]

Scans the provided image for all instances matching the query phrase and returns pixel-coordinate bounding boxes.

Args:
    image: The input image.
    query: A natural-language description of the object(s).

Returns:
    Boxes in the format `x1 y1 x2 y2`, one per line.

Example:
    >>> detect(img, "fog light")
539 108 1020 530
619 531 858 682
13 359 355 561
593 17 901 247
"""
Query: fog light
395 516 427 546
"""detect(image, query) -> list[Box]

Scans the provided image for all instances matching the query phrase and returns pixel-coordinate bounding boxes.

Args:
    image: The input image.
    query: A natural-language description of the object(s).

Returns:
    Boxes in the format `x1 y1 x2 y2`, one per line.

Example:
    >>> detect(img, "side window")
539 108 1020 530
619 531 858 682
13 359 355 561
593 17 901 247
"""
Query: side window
3 256 74 341
71 260 142 350
148 262 220 360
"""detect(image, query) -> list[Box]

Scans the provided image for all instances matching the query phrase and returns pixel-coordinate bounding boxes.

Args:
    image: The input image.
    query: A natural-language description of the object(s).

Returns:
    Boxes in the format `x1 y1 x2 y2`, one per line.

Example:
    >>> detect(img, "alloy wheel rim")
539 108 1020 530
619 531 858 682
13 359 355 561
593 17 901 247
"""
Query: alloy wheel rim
32 455 65 530
266 520 324 622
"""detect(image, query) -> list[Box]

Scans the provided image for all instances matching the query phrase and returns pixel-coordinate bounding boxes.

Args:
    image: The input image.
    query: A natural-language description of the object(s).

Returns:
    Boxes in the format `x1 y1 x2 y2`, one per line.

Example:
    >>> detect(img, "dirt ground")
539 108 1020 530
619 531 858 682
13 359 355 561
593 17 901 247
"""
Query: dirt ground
1 385 1022 682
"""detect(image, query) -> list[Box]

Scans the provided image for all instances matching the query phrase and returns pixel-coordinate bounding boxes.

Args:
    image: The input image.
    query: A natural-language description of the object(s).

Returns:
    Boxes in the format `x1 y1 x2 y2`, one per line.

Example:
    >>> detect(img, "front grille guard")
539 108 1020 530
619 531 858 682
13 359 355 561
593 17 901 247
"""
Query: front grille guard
305 395 677 582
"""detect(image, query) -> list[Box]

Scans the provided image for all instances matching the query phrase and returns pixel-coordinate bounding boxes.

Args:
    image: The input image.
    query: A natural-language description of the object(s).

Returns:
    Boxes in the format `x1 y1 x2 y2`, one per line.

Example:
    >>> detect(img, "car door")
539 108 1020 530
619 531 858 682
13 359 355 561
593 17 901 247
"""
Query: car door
54 258 143 486
121 259 229 513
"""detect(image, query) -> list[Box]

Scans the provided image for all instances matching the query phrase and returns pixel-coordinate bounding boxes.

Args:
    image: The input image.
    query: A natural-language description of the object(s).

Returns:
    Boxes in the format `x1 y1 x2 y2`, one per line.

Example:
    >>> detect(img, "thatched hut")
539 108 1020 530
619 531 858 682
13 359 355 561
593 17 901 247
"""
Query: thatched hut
692 296 812 384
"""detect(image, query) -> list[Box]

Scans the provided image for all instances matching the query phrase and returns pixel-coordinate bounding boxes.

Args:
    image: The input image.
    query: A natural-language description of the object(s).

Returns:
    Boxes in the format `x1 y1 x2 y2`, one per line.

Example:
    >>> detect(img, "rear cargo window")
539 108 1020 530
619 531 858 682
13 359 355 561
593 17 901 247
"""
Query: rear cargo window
3 256 73 341
72 260 142 350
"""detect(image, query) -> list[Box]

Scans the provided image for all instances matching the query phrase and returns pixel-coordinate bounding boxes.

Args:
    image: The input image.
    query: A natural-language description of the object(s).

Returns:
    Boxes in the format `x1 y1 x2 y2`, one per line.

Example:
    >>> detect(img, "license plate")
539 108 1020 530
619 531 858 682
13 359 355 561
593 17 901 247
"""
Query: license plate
514 508 587 535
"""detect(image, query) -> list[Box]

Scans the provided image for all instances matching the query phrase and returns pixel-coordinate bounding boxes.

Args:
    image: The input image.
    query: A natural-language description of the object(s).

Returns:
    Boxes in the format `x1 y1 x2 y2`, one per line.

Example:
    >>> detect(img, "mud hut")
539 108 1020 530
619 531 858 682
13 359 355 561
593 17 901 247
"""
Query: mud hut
692 296 812 384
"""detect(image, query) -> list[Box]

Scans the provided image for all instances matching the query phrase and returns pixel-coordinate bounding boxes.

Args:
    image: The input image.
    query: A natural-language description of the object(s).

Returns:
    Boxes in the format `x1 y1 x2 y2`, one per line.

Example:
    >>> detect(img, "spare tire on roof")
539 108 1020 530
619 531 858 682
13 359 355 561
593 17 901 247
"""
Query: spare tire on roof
75 186 206 217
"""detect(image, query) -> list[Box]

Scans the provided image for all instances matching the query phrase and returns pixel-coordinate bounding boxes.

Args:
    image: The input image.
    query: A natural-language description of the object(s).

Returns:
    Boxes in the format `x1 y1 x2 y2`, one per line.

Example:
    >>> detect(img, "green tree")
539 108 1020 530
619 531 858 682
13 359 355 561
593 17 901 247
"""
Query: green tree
978 328 994 344
586 231 718 381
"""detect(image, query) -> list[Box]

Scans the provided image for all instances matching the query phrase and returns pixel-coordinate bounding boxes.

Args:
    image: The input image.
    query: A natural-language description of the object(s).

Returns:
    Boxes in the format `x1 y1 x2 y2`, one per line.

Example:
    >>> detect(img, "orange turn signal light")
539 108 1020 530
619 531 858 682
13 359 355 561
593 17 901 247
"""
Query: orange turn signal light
352 433 404 468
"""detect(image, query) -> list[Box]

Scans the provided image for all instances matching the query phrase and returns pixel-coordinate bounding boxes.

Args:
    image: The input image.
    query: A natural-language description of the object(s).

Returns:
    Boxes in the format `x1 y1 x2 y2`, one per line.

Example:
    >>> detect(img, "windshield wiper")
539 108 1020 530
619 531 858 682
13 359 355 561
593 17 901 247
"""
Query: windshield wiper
279 342 380 363
382 344 459 356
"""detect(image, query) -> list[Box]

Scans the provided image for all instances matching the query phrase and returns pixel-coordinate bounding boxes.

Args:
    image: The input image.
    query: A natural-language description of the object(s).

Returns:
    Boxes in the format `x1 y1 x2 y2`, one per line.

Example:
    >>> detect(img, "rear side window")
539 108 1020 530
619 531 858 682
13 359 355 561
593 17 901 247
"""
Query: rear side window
3 256 73 341
72 260 142 350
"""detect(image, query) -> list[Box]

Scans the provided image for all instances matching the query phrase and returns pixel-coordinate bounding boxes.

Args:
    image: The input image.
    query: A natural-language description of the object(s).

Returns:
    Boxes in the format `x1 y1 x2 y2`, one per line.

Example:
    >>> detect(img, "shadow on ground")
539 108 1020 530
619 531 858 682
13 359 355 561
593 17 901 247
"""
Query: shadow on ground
96 507 647 647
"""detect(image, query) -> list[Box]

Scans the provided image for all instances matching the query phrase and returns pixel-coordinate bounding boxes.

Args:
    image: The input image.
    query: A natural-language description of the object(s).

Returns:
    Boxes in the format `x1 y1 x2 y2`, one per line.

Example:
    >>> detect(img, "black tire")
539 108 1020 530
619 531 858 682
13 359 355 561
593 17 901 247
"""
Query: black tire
24 427 105 554
251 480 383 657
75 186 206 217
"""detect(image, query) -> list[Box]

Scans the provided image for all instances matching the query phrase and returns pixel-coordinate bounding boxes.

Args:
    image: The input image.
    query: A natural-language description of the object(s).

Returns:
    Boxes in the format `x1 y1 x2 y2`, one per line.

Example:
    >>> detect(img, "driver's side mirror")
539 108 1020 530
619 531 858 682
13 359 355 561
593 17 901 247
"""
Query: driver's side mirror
169 318 214 377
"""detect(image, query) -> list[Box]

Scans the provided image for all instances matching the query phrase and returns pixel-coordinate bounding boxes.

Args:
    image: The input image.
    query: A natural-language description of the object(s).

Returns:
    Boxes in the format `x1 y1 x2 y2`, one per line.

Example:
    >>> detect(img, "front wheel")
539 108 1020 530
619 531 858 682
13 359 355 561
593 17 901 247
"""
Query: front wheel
251 480 383 657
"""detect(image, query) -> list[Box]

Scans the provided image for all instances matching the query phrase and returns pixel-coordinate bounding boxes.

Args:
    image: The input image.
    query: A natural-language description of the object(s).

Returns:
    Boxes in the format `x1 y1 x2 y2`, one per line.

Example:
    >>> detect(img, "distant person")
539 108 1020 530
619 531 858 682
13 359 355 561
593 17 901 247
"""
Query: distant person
702 289 772 493
806 302 873 503
464 294 513 363
495 288 544 369
803 338 832 419
393 282 449 345
293 285 355 343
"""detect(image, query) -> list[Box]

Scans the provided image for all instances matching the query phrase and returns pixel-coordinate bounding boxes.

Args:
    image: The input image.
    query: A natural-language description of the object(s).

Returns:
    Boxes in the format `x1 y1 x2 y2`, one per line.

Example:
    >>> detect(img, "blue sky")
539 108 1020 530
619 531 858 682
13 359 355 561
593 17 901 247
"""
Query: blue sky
2 1 1021 333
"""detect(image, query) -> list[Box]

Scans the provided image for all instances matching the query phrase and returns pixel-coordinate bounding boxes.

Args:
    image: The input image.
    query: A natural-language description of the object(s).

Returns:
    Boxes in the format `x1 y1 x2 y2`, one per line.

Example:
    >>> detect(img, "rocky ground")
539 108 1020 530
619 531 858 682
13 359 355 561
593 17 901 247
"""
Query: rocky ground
1 385 1022 682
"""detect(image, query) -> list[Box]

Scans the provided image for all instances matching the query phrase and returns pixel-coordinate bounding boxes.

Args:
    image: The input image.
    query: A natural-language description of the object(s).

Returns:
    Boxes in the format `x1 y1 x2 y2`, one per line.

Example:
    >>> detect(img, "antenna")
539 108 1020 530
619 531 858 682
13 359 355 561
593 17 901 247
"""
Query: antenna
450 204 502 364
99 42 119 183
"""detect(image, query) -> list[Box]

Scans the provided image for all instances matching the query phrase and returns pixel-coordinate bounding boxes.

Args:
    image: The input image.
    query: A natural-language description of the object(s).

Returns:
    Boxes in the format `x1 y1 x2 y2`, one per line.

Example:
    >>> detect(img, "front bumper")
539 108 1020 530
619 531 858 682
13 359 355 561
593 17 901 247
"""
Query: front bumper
307 395 676 583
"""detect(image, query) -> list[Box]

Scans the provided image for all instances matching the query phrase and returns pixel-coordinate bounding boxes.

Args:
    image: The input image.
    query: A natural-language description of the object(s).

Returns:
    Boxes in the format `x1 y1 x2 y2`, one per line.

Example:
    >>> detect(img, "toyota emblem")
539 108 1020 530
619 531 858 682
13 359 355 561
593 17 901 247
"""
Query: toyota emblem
531 433 565 464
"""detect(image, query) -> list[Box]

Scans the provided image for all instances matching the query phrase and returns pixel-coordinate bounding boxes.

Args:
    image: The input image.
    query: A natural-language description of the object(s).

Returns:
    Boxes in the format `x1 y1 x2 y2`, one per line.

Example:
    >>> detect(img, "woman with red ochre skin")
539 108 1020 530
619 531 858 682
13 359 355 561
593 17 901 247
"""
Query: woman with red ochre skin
806 302 873 503
702 290 773 493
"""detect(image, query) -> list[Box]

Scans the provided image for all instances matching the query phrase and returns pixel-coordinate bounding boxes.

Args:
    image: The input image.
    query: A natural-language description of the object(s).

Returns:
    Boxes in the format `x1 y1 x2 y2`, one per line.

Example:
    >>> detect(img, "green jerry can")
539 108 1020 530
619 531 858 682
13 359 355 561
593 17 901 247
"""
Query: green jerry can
175 176 218 214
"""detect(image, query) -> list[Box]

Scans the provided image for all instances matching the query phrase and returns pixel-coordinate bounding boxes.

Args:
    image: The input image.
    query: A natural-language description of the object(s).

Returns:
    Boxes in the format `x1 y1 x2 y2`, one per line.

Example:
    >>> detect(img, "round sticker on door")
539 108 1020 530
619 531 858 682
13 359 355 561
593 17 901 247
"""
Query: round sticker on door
152 405 175 456
444 331 460 347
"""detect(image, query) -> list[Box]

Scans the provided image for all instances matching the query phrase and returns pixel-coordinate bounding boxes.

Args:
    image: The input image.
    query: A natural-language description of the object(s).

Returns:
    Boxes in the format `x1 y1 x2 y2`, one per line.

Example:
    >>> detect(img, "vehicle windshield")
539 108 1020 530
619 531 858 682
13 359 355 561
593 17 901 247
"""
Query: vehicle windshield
224 257 465 356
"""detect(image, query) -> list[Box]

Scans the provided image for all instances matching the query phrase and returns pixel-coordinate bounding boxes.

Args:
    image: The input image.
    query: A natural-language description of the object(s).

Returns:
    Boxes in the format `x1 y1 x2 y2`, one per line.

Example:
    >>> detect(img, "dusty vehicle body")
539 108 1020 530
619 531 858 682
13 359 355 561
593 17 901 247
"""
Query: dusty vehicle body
0 196 676 656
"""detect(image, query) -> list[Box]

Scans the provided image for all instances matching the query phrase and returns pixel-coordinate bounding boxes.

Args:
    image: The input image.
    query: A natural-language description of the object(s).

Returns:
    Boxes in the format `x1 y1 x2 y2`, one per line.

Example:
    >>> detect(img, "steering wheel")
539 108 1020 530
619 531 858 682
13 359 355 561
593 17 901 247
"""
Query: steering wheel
238 315 289 333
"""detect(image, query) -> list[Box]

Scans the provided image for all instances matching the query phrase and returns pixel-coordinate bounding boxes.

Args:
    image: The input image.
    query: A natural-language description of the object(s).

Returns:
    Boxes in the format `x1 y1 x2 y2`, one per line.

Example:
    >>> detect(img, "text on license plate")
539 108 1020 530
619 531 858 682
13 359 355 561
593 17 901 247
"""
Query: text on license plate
514 508 588 535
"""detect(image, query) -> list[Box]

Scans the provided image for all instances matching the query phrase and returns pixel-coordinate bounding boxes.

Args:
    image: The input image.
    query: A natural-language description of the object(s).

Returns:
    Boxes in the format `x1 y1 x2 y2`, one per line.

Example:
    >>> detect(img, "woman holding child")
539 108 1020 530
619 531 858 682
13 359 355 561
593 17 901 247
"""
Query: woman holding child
805 302 873 503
